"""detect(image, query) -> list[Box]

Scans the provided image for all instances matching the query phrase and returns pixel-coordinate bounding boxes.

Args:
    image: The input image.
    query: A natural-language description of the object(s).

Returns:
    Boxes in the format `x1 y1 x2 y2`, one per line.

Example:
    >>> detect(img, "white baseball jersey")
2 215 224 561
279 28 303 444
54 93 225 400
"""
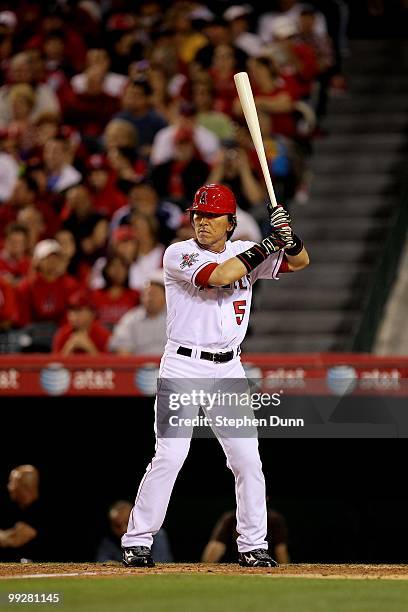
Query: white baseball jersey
163 238 285 350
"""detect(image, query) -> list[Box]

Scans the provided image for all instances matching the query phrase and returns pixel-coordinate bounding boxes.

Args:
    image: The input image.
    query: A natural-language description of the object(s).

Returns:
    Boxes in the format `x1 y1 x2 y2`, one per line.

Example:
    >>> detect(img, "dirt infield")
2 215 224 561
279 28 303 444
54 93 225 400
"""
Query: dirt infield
1 563 408 580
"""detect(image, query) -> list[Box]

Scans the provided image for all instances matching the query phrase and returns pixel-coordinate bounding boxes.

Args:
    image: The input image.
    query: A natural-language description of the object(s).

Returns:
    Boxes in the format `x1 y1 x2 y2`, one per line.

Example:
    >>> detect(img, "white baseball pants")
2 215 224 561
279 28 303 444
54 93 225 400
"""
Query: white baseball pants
122 346 268 553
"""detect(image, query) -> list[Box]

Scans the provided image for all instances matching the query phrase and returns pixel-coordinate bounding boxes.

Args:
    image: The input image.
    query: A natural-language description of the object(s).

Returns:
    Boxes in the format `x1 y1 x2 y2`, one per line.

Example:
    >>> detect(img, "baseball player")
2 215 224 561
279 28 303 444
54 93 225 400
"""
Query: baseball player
122 183 309 568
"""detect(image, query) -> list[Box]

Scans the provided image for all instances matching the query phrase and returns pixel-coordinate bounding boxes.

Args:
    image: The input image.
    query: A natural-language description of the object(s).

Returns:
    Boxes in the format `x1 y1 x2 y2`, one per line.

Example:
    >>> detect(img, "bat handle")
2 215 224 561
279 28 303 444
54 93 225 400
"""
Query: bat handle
259 155 278 209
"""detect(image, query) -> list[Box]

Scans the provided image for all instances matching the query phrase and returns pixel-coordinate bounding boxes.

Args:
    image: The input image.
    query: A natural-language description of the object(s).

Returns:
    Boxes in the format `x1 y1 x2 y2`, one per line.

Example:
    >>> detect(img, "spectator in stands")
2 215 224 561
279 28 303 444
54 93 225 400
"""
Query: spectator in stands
210 43 242 116
0 172 60 241
54 228 84 281
202 503 289 564
111 226 138 268
89 226 138 290
111 179 182 245
194 17 231 70
106 145 147 185
0 51 60 127
62 184 97 234
166 7 208 66
71 48 127 99
223 5 263 58
146 27 179 83
0 465 45 562
242 56 296 139
16 206 46 253
129 213 164 291
91 255 139 330
150 112 219 167
41 33 75 113
24 4 87 73
54 228 75 265
32 112 61 151
266 16 318 101
17 239 78 329
109 269 166 355
147 64 174 120
62 185 109 272
7 83 37 153
52 290 110 355
0 276 17 331
107 25 145 78
0 11 16 85
296 5 335 122
104 118 138 152
95 500 173 563
191 79 235 141
43 136 81 194
208 140 265 211
258 0 328 44
311 0 349 84
42 30 70 76
66 58 121 142
0 131 19 203
0 223 31 284
151 125 210 207
77 214 109 276
0 175 38 235
114 77 167 157
171 214 196 243
86 154 126 219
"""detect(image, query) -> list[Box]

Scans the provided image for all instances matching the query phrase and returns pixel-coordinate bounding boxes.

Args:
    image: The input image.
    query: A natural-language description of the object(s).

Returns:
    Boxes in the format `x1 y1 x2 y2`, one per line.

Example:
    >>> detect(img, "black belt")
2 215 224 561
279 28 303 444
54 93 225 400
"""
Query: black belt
177 346 237 363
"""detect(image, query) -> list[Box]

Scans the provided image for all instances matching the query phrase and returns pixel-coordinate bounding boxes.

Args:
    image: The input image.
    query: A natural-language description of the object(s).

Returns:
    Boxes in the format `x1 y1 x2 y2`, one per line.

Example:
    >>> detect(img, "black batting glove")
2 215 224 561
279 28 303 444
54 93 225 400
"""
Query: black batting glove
261 231 288 254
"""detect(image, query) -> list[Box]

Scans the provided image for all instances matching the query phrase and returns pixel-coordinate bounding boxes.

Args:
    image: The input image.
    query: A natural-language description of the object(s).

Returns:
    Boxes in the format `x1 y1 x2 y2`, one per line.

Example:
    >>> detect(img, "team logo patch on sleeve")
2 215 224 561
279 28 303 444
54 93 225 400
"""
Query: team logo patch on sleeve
180 252 199 269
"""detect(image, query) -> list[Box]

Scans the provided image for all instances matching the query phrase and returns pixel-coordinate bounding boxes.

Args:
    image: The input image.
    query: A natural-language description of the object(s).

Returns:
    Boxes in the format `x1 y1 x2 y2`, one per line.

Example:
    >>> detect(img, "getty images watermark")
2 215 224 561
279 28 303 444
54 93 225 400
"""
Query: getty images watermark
156 379 305 438
166 389 303 429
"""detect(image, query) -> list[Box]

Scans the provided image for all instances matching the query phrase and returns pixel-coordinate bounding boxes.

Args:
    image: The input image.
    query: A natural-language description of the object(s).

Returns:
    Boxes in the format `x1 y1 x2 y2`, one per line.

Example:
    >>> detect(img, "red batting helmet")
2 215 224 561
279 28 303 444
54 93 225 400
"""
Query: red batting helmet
187 184 237 215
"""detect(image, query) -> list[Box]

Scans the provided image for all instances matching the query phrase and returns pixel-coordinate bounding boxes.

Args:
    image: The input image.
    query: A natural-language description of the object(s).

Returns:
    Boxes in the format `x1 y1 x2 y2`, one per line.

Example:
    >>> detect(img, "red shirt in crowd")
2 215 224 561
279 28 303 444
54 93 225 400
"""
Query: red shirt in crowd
90 288 140 329
17 273 78 327
89 174 127 218
65 93 120 138
52 320 111 353
252 79 296 139
25 29 87 73
0 204 18 235
0 201 60 239
210 69 238 116
279 42 318 100
0 251 31 282
0 277 17 325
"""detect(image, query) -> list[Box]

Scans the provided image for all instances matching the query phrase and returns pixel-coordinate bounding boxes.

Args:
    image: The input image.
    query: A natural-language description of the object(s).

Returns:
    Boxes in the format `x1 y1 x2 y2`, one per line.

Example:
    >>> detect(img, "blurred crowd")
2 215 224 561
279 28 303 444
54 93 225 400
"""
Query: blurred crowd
0 0 348 354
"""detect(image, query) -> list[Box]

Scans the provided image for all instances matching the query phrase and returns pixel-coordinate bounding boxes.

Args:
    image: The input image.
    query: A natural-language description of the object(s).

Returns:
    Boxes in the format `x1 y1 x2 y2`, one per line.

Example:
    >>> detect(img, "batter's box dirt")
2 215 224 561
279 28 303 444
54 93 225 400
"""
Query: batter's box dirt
1 563 408 580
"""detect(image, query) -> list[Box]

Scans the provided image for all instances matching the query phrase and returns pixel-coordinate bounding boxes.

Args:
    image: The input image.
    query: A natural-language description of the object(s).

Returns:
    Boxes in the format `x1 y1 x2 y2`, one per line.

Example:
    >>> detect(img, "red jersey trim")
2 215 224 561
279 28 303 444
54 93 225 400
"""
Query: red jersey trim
194 263 219 288
279 255 292 274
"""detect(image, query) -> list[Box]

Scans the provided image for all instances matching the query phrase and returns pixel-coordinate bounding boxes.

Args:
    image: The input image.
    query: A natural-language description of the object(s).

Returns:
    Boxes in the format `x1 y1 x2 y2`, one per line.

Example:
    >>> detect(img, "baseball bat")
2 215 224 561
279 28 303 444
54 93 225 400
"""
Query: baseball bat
233 71 278 209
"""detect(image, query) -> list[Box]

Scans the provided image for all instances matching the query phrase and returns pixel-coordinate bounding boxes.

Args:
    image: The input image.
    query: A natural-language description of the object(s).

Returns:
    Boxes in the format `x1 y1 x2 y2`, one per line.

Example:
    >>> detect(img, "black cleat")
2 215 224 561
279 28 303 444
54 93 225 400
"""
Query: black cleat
238 549 278 568
122 546 155 567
